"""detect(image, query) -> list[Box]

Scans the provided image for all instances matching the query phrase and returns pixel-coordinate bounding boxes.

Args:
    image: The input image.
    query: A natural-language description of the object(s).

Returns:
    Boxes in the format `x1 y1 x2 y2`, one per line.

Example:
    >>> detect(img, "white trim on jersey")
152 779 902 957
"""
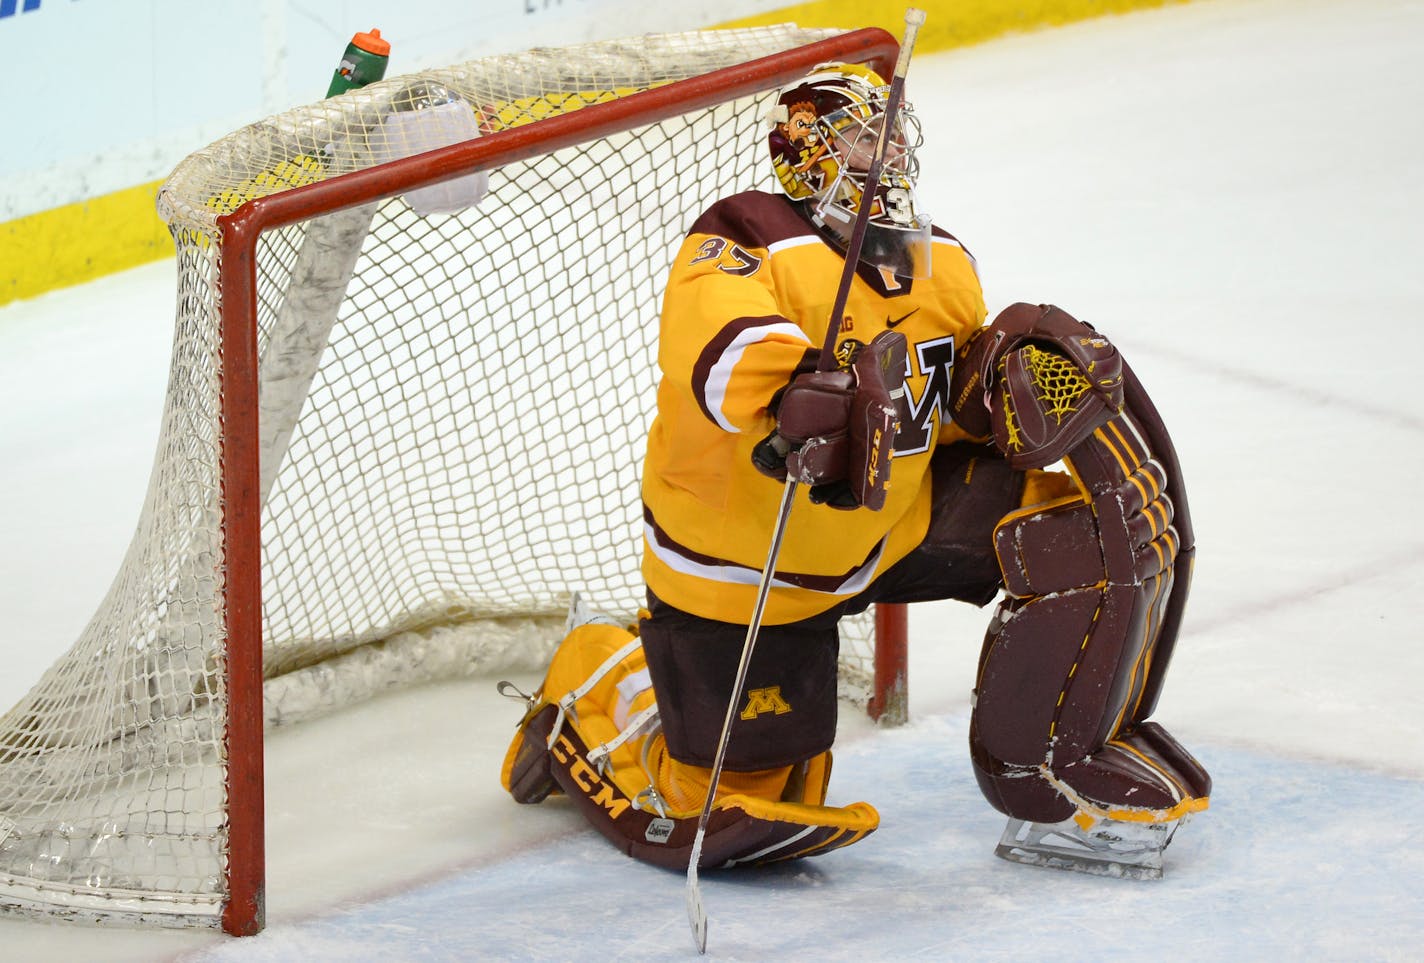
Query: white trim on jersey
933 235 978 278
766 234 825 257
703 320 811 433
643 521 885 597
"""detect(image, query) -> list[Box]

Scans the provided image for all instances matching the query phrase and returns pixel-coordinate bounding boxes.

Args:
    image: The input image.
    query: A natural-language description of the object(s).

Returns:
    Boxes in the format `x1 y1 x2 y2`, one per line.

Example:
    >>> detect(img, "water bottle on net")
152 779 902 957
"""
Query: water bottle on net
327 27 390 98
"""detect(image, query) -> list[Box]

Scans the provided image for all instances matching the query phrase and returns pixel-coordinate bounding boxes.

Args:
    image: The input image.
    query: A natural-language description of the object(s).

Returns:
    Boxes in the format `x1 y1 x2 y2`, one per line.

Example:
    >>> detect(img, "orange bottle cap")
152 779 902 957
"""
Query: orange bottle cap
351 28 390 56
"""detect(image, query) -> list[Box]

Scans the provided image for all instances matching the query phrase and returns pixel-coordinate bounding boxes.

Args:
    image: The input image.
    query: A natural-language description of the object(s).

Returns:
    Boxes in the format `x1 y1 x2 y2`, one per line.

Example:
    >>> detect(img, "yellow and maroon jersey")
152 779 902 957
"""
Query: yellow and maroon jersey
642 190 986 624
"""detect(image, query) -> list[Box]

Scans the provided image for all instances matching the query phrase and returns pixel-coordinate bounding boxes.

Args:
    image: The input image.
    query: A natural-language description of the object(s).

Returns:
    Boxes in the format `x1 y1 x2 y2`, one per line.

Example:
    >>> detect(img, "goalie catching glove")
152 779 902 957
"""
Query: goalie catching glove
752 329 908 510
500 615 878 870
950 303 1124 470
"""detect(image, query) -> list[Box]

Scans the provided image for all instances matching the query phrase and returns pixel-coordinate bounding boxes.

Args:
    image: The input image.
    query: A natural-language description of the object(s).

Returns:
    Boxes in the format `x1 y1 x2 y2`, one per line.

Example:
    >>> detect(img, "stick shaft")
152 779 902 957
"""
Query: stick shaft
816 9 927 368
686 10 927 953
686 477 799 953
697 477 799 804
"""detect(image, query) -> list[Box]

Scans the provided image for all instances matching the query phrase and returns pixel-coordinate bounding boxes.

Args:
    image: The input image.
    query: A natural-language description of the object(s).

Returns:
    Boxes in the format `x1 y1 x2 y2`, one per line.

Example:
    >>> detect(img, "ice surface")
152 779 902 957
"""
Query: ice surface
196 717 1424 962
1 0 1421 958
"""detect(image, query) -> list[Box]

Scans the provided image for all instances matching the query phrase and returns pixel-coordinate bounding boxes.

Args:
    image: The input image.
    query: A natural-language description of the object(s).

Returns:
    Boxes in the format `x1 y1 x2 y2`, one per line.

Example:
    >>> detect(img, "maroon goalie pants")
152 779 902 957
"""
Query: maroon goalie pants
639 442 1024 771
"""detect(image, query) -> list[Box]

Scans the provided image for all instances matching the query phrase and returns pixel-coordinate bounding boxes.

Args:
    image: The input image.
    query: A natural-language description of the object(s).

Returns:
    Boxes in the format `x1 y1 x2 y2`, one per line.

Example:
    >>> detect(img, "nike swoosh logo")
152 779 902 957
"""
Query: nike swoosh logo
885 308 920 328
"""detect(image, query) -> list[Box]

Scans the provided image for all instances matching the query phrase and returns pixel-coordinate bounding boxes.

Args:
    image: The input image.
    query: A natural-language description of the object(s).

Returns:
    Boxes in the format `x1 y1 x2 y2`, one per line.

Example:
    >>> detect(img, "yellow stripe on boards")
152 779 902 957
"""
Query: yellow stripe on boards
1151 498 1171 535
1 179 172 307
717 0 1192 53
1111 736 1190 800
1105 419 1143 471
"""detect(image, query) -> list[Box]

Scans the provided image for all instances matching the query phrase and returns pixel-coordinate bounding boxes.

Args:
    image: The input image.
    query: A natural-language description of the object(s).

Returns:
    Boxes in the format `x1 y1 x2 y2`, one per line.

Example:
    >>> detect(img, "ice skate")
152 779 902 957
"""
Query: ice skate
994 813 1185 880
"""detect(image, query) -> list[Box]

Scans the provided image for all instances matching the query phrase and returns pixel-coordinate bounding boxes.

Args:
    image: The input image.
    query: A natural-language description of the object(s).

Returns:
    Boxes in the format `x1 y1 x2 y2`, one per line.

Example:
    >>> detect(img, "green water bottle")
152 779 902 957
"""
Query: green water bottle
327 27 391 98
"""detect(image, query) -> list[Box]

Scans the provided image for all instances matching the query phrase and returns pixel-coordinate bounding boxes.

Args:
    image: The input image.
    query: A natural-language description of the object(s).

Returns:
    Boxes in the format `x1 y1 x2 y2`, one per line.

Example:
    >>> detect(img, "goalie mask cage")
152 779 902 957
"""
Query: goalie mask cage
0 25 908 935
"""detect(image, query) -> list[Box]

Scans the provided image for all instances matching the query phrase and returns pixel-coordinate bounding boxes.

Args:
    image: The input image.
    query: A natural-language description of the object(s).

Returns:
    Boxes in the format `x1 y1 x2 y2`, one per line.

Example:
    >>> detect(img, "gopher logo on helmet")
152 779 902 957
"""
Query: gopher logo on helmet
766 62 934 280
770 99 834 199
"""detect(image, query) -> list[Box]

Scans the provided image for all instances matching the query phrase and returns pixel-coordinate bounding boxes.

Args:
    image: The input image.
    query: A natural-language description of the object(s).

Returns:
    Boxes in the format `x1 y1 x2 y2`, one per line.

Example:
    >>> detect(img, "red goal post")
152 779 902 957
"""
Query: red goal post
0 25 909 937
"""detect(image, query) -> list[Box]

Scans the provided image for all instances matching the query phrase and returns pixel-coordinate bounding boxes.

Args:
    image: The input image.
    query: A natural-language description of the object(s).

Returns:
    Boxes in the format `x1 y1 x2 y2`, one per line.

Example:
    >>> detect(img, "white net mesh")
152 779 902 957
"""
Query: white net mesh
0 25 880 926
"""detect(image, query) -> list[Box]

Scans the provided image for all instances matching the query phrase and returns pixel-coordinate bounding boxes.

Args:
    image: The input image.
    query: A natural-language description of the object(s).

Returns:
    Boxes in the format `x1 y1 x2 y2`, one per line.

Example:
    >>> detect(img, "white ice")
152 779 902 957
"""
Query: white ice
1 0 1422 958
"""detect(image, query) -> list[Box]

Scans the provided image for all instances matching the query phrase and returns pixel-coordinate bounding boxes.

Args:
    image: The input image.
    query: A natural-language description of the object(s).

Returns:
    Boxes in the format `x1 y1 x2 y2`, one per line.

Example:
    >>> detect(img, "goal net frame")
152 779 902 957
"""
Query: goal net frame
0 25 908 937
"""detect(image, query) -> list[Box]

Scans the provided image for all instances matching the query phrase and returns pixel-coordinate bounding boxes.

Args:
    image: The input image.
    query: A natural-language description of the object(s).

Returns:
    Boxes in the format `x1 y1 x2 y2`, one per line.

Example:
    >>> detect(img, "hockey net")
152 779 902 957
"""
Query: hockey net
0 25 902 933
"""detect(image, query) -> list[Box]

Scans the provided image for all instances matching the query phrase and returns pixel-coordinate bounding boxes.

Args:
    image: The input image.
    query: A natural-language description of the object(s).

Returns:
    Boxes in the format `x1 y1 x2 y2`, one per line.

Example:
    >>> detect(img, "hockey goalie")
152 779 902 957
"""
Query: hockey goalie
501 61 1209 879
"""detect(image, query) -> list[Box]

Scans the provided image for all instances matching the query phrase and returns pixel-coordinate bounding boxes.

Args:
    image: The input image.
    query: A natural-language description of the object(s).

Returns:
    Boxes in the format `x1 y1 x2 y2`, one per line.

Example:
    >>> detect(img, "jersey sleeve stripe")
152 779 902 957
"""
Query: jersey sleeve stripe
932 232 979 279
643 504 885 596
766 234 823 256
692 315 811 433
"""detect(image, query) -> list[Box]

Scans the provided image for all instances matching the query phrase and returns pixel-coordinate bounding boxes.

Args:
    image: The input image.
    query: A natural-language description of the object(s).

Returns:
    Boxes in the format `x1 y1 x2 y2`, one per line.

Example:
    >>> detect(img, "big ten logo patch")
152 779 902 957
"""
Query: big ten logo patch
550 733 631 819
740 686 792 720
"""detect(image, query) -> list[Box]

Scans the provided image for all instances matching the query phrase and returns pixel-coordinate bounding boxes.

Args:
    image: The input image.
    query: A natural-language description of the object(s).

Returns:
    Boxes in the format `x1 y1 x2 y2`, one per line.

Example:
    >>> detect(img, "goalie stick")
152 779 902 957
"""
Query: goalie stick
685 8 928 953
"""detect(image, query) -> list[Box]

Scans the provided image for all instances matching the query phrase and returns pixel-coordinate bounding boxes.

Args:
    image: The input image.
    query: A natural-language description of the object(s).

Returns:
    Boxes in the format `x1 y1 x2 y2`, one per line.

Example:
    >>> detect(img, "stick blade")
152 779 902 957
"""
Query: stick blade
686 864 709 954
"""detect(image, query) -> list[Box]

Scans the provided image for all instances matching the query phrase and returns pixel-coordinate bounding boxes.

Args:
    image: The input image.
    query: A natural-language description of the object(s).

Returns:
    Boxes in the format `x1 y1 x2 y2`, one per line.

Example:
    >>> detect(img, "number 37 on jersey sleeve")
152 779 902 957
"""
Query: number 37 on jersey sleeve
688 236 765 277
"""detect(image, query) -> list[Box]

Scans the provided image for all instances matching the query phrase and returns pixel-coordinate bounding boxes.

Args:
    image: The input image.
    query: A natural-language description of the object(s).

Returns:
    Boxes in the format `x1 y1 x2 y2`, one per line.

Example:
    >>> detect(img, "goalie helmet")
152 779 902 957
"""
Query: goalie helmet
768 62 932 277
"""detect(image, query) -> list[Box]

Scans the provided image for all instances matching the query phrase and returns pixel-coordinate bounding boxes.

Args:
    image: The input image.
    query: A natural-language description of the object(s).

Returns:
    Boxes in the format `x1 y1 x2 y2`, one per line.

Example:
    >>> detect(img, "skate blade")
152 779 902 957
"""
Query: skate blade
995 840 1163 880
993 816 1171 880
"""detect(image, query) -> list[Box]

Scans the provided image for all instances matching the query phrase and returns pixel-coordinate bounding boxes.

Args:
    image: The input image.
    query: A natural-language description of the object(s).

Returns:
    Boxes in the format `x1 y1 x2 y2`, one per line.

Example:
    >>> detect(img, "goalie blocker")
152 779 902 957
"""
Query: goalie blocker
752 329 907 511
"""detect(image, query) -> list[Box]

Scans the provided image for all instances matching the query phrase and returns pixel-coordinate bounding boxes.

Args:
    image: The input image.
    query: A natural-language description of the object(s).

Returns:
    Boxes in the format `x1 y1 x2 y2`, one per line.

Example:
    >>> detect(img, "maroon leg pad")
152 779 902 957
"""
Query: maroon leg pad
1127 721 1213 800
968 580 1169 822
969 406 1209 822
505 706 560 805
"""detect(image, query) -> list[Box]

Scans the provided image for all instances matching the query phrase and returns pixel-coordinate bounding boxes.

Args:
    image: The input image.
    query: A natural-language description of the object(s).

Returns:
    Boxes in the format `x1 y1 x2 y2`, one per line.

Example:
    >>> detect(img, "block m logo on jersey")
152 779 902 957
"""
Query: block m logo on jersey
894 335 956 456
740 686 793 720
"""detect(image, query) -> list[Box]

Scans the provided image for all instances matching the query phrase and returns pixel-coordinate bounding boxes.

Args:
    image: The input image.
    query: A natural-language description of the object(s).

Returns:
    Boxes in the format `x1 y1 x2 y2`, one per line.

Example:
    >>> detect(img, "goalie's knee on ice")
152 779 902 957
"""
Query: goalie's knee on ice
638 594 839 771
500 609 877 869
